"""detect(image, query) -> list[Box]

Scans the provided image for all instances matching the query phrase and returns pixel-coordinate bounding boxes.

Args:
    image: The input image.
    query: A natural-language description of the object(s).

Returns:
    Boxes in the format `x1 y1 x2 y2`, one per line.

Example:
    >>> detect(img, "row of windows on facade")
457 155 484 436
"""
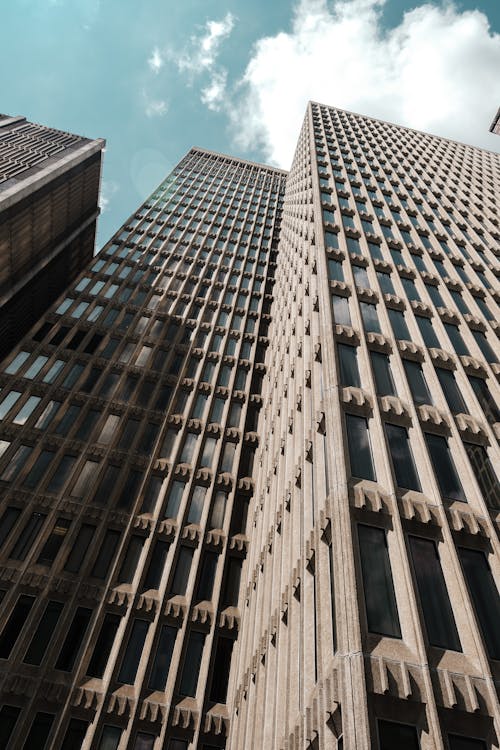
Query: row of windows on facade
330 289 497 365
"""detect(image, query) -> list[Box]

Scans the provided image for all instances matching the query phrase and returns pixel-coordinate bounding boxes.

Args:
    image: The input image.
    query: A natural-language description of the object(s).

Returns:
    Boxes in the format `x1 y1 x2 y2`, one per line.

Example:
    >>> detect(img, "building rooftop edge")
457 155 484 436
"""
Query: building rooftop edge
189 146 288 175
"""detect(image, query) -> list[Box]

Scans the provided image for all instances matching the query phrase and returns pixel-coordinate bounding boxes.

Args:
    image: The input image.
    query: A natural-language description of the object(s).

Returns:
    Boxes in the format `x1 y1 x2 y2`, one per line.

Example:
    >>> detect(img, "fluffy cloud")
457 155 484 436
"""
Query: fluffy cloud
229 0 500 168
148 47 164 74
201 70 228 111
177 12 235 75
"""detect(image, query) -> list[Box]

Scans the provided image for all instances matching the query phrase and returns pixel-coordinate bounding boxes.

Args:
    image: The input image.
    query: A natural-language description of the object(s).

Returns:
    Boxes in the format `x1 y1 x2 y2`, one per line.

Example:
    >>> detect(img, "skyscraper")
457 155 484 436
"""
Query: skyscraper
0 114 105 360
0 104 498 750
490 108 500 135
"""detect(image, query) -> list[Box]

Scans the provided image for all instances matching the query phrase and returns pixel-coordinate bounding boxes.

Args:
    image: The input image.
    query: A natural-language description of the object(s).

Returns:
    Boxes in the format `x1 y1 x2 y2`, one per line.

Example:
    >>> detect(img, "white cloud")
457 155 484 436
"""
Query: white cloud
177 12 235 75
201 70 228 111
99 180 119 213
145 98 168 117
148 46 164 74
229 0 500 168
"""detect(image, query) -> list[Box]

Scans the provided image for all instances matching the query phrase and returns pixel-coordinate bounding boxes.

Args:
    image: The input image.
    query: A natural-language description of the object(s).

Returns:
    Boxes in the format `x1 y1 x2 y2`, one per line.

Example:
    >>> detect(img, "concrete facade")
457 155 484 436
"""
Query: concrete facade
490 109 500 136
0 114 105 360
0 104 498 749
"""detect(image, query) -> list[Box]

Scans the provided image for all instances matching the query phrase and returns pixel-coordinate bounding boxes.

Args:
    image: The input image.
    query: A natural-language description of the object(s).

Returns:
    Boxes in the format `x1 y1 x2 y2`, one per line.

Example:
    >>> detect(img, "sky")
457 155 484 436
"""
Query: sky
1 0 500 247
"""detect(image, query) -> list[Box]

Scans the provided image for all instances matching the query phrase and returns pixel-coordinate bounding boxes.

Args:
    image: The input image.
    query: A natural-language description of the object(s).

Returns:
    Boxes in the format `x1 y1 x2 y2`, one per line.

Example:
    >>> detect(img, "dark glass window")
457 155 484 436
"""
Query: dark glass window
74 409 100 441
165 481 184 518
116 468 143 510
403 360 432 405
327 258 344 282
98 726 122 750
61 719 88 750
358 525 401 637
117 536 144 584
346 414 376 481
472 330 496 364
179 631 205 696
370 351 396 396
87 613 121 678
332 294 351 326
377 271 395 295
464 443 499 509
143 540 169 591
353 265 369 288
416 315 440 349
0 595 35 658
222 557 242 607
37 517 71 565
385 424 421 491
22 449 54 489
436 367 468 413
388 309 411 340
401 277 420 302
91 530 120 578
458 547 500 661
9 512 46 560
209 636 234 703
55 404 81 436
64 523 95 573
448 735 486 750
0 705 21 748
408 536 461 651
360 301 381 333
93 464 121 505
196 552 218 601
23 601 64 665
133 733 155 750
148 624 177 690
444 323 469 356
46 454 77 494
170 547 194 595
0 507 21 549
378 719 419 750
55 607 92 671
338 344 361 388
117 619 149 684
468 376 499 423
22 712 54 750
425 434 466 502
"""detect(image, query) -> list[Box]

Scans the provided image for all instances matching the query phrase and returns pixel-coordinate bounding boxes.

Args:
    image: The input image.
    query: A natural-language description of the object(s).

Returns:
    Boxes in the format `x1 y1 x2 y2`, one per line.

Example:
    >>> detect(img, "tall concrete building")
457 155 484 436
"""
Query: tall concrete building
0 114 105 361
490 108 500 136
0 104 498 750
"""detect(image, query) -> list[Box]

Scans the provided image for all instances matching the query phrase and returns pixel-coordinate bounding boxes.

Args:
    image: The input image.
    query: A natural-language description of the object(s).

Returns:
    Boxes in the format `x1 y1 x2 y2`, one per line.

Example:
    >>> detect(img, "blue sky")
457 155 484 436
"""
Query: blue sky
1 0 500 247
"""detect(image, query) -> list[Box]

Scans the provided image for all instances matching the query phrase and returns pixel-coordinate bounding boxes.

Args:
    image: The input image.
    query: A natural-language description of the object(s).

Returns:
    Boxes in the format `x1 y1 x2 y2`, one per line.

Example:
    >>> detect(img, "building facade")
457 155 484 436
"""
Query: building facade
0 104 499 750
490 108 500 136
0 114 105 360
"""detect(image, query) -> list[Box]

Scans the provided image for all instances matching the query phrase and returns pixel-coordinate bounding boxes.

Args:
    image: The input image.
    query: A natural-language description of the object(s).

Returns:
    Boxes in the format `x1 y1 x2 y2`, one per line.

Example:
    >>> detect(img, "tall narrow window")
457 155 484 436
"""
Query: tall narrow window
388 309 411 340
143 541 169 591
179 631 205 696
117 536 144 584
444 323 469 356
370 351 396 396
0 705 21 748
385 424 421 491
64 524 96 573
61 719 89 750
0 595 35 658
358 525 401 637
148 624 177 691
332 294 351 326
458 547 500 661
408 536 461 651
424 434 466 502
346 414 376 481
90 530 120 579
0 507 21 549
98 726 122 750
22 712 54 750
9 512 46 560
338 344 361 388
360 301 381 333
416 315 440 349
37 517 71 565
209 637 234 703
170 547 194 595
87 613 121 678
23 601 64 665
118 620 149 684
378 720 420 750
468 376 499 423
196 552 218 601
464 443 499 509
403 360 432 405
55 607 93 671
436 367 468 413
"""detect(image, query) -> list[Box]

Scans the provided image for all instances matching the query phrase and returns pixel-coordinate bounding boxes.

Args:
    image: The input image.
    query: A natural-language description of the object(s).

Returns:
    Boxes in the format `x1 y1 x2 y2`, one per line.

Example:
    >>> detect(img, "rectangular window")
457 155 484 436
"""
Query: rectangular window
22 449 55 489
468 376 499 423
408 536 461 651
46 454 77 494
416 315 440 349
179 631 205 696
338 344 361 388
444 323 469 356
346 414 376 481
327 258 344 282
170 547 194 595
1 444 33 482
117 536 144 584
61 718 89 750
91 529 120 579
37 517 71 565
22 712 54 750
209 636 234 703
23 601 64 665
0 507 21 549
360 301 381 333
448 735 486 750
331 294 351 326
388 308 411 340
164 481 184 518
87 613 121 678
358 526 401 638
403 360 432 405
9 512 46 560
0 595 35 658
464 443 499 509
55 607 92 671
385 424 421 491
196 551 218 602
0 705 21 748
64 524 96 573
148 624 177 691
71 459 99 498
370 351 396 396
35 400 61 430
98 726 122 750
0 390 22 420
378 720 420 750
377 271 395 295
425 434 466 502
117 619 149 684
436 368 468 413
458 547 500 661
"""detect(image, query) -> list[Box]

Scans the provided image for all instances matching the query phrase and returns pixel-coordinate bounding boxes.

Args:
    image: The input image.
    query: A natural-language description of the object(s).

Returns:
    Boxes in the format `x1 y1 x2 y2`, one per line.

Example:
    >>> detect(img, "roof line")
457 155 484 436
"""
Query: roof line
188 146 288 175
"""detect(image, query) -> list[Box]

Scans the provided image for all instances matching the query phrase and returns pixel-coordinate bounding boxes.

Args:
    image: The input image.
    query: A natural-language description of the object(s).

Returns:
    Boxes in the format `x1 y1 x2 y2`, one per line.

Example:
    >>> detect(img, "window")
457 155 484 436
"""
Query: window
464 443 499 509
35 400 61 430
210 491 227 529
91 529 120 578
360 301 381 333
327 258 344 282
378 720 419 750
87 613 121 678
0 705 21 748
472 330 497 364
170 547 194 595
332 294 351 326
179 432 198 464
37 517 71 565
468 376 499 423
401 277 420 302
425 434 466 502
209 636 234 703
46 454 77 494
196 551 218 601
458 547 500 661
346 415 376 481
71 459 99 498
55 607 92 671
358 526 401 637
133 733 155 750
9 512 46 560
408 536 461 651
1 444 33 482
448 736 486 750
0 507 21 549
0 595 35 658
64 524 95 573
377 271 395 295
415 315 440 349
24 601 64 665
370 351 396 396
148 624 177 690
164 481 184 518
117 536 144 583
141 475 163 513
117 619 149 684
444 323 469 356
22 712 54 750
353 265 369 288
179 631 205 696
61 719 88 749
338 344 361 388
187 486 206 525
143 541 169 591
436 368 467 413
0 390 22 420
385 424 421 491
388 309 411 340
98 726 122 750
403 360 432 405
